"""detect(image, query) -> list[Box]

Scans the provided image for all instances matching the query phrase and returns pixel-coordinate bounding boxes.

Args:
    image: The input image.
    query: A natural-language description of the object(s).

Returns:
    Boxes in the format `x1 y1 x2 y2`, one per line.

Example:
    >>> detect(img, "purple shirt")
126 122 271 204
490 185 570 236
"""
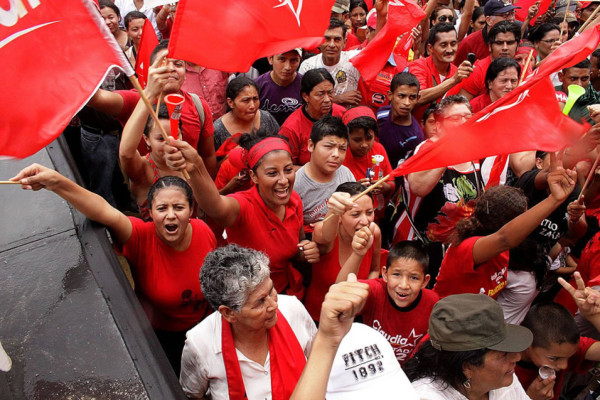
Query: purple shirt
255 72 303 126
376 106 424 168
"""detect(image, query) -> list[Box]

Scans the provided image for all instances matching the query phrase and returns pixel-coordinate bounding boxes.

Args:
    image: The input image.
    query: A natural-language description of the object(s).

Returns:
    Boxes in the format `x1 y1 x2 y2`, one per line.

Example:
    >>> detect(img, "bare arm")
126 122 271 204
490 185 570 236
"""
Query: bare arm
197 134 217 179
12 164 132 245
458 88 475 101
509 151 536 178
313 192 356 254
457 0 475 41
417 61 473 105
119 98 152 182
336 224 375 283
407 166 446 197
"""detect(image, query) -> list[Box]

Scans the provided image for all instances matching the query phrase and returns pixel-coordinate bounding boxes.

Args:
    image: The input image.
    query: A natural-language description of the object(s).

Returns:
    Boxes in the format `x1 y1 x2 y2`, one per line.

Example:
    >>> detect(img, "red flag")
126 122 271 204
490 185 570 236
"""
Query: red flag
350 0 425 85
0 0 134 158
134 19 159 88
389 78 588 178
169 0 335 72
515 0 552 24
392 32 413 71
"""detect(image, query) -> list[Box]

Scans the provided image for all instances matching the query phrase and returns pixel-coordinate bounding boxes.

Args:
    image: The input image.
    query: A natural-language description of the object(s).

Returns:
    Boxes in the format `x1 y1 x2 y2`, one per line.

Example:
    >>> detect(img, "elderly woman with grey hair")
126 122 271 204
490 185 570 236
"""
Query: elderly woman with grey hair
179 244 317 400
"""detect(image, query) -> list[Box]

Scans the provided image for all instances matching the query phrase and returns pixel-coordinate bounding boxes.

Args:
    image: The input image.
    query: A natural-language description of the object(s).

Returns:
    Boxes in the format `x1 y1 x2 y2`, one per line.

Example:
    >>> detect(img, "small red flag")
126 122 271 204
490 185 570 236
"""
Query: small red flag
515 0 552 24
350 0 425 85
392 33 413 72
169 0 335 72
0 0 134 158
134 19 159 88
388 78 588 178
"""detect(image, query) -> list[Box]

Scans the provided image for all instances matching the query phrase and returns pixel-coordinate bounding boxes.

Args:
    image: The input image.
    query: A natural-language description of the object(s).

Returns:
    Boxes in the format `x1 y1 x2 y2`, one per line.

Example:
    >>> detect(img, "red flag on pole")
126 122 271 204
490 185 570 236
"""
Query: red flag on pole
0 0 134 158
350 0 425 85
515 0 552 24
134 19 159 88
388 78 588 178
169 0 335 72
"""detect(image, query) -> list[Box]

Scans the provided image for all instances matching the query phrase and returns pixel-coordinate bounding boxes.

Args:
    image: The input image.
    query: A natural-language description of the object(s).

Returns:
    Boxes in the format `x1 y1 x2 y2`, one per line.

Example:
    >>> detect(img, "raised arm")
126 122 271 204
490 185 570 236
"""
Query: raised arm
163 138 241 227
312 192 356 255
472 155 576 265
336 224 376 283
119 98 153 181
11 164 132 245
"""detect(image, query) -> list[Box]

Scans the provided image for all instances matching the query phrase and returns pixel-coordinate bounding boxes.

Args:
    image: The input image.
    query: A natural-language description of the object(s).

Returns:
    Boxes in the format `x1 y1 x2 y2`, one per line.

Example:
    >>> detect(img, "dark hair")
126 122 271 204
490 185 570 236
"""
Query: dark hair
301 68 335 97
563 58 592 73
390 72 420 93
226 76 259 101
150 39 169 64
508 238 548 290
521 303 580 349
404 340 489 390
488 20 521 44
124 10 146 29
422 104 437 124
387 241 429 273
99 0 120 18
347 116 378 139
433 95 472 120
143 102 170 137
431 6 455 25
485 57 521 90
328 17 348 37
451 186 528 246
335 181 373 201
592 49 600 60
310 115 348 144
471 6 485 24
350 0 368 15
535 150 548 160
528 23 560 43
147 175 193 209
428 22 457 46
238 132 291 172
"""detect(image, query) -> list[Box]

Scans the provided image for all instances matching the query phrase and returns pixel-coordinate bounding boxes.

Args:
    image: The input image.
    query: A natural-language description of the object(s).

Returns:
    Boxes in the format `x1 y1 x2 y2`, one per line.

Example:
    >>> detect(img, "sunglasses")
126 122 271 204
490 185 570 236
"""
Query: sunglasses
437 15 456 23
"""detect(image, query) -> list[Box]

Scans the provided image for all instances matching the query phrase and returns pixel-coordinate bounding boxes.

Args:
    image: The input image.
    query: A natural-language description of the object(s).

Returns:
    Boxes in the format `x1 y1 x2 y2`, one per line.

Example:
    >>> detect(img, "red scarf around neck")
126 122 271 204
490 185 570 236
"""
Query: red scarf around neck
221 309 306 400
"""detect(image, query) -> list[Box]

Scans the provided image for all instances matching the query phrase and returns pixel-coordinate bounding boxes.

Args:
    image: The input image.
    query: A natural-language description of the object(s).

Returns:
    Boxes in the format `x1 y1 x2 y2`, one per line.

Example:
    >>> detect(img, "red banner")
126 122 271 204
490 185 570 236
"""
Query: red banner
515 0 552 24
134 19 159 88
169 0 335 72
0 0 134 158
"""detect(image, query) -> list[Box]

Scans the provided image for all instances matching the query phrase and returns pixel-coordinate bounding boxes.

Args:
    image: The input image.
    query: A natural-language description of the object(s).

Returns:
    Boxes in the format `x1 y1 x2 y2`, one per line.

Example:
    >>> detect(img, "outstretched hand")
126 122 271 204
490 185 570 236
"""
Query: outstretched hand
558 272 600 319
11 163 62 191
327 192 356 216
547 152 577 203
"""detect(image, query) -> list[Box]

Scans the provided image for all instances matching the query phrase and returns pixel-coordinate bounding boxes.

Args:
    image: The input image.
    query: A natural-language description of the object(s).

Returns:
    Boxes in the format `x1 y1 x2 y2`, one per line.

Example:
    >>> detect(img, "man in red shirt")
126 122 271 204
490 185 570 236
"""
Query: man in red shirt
454 0 520 65
88 40 218 178
457 20 521 100
409 23 473 120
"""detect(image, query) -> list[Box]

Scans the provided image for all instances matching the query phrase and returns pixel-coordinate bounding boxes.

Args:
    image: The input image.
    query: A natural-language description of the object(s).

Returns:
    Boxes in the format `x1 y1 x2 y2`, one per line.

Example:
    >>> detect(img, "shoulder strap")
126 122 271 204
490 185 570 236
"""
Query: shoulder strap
189 92 205 131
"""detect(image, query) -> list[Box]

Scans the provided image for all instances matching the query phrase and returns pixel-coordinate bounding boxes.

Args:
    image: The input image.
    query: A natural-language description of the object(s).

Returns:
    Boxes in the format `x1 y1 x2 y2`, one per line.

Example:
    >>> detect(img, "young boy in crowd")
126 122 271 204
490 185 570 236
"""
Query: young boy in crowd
294 115 355 231
336 226 439 365
516 272 600 400
341 106 395 212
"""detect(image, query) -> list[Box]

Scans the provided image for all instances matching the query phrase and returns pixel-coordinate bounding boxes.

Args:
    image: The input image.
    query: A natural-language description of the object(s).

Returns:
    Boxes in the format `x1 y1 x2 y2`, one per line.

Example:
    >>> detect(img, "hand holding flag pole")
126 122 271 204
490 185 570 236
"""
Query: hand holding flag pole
579 8 600 33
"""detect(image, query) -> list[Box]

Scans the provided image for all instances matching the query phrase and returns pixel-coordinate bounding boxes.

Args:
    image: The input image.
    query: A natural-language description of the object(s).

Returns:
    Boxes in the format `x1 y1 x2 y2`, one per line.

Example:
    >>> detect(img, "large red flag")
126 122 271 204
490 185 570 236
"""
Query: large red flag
0 0 134 158
350 0 425 85
388 78 588 177
515 0 552 24
169 0 335 72
134 19 159 88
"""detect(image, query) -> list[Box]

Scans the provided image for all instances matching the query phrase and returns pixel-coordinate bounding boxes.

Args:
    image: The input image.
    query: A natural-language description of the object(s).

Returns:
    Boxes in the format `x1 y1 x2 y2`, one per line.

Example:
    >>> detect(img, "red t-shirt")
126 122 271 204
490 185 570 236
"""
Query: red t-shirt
345 31 362 50
360 279 439 365
460 56 491 97
434 236 508 299
214 158 253 192
279 104 346 166
304 238 374 321
470 92 492 113
357 63 404 111
515 337 596 400
227 186 305 298
454 29 489 66
120 217 217 331
343 141 393 181
116 89 214 155
409 56 458 121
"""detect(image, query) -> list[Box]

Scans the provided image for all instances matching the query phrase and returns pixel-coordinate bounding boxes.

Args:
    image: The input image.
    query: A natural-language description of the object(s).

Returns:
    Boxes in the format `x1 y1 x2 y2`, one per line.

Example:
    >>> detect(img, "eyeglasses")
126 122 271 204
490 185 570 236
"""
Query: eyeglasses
491 40 517 46
540 38 559 44
493 10 515 18
437 15 456 23
444 113 472 122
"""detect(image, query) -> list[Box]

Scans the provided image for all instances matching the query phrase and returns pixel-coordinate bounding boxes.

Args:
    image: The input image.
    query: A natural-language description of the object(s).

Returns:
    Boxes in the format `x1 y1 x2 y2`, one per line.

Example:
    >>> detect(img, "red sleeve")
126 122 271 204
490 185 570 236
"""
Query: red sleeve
344 32 362 50
279 121 301 165
570 337 597 374
408 59 429 90
215 159 239 190
119 217 149 268
115 89 140 126
454 36 471 66
461 64 486 96
359 278 384 318
444 236 480 274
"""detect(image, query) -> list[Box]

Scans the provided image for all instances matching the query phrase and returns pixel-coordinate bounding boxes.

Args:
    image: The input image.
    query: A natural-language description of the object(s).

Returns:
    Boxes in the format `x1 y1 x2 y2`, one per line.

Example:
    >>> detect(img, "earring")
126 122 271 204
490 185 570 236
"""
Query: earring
463 379 471 389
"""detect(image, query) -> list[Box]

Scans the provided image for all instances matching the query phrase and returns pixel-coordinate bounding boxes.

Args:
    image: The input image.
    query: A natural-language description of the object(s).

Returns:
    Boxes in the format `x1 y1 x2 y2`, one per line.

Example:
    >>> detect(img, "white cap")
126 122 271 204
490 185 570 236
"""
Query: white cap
326 323 418 400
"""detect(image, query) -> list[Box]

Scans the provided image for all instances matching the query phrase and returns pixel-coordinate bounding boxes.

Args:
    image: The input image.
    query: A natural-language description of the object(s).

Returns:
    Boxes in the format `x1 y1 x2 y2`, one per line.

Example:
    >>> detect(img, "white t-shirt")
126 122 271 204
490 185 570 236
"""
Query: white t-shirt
411 375 530 400
299 50 362 96
497 270 539 325
114 0 160 38
179 295 317 400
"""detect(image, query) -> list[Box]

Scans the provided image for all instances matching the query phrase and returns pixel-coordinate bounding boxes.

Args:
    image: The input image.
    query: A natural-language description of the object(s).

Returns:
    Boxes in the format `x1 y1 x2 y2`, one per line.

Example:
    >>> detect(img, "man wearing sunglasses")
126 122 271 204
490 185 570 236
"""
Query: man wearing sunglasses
455 0 520 66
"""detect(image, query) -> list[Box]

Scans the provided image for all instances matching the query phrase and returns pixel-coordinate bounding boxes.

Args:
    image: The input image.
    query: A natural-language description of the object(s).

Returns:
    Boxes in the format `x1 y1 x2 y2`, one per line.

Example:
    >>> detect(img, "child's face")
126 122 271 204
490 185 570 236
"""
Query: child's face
524 342 578 372
348 128 375 158
382 257 429 308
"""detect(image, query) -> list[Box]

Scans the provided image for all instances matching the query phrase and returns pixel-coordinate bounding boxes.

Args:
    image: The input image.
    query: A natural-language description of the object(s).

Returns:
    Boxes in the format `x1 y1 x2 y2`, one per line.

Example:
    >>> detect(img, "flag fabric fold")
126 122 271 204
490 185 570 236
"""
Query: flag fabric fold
389 78 589 178
0 0 134 158
168 0 335 72
350 0 425 85
515 0 552 24
135 19 159 88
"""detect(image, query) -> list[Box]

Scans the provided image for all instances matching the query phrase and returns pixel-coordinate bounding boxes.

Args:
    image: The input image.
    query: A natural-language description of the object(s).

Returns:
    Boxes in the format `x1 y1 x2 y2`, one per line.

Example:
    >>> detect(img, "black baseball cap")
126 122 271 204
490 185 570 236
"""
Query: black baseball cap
484 0 521 16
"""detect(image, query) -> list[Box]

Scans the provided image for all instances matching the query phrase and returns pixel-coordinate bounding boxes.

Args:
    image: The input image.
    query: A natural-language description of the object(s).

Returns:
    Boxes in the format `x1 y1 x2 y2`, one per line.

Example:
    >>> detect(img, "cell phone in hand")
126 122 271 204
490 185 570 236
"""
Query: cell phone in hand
467 53 476 65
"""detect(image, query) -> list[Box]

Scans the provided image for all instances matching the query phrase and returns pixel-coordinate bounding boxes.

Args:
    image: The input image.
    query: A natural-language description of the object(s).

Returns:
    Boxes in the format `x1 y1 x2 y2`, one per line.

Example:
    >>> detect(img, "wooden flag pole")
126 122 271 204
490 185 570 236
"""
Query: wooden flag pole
128 74 190 180
321 174 391 224
0 181 21 184
578 7 600 33
577 151 600 201
559 0 573 39
518 49 534 85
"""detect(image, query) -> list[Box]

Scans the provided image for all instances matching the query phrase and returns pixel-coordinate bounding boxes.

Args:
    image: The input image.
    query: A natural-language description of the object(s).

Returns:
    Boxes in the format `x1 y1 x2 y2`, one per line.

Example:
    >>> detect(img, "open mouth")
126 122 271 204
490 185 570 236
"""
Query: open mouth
396 292 410 300
274 188 289 199
165 224 179 234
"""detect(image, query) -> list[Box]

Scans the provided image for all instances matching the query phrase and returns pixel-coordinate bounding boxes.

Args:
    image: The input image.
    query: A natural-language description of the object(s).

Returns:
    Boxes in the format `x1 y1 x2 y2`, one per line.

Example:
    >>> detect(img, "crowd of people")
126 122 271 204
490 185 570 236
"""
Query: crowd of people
11 0 600 397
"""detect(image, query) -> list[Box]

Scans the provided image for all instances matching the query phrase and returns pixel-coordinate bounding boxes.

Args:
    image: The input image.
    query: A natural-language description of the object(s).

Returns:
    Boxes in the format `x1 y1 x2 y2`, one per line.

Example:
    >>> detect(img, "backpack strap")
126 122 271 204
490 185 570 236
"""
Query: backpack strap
189 92 206 132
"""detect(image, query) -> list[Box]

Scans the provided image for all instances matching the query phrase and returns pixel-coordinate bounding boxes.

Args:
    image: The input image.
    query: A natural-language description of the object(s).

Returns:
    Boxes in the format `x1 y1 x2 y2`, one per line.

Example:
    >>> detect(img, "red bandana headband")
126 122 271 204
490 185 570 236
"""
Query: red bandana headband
342 106 377 126
247 137 291 169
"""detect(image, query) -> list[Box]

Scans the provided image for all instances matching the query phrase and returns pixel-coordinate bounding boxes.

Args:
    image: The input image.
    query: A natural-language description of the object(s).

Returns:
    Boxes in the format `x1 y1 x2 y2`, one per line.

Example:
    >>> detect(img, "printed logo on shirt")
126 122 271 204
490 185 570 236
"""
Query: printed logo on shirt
538 218 562 240
341 343 385 381
481 266 508 297
371 92 386 105
261 98 301 114
336 70 348 84
373 320 423 361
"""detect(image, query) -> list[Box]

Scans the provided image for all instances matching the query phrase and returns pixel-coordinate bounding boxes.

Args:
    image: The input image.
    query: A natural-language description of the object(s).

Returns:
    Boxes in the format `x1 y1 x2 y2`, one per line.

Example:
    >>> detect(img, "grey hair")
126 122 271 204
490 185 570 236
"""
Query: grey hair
200 244 271 312
433 94 472 120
